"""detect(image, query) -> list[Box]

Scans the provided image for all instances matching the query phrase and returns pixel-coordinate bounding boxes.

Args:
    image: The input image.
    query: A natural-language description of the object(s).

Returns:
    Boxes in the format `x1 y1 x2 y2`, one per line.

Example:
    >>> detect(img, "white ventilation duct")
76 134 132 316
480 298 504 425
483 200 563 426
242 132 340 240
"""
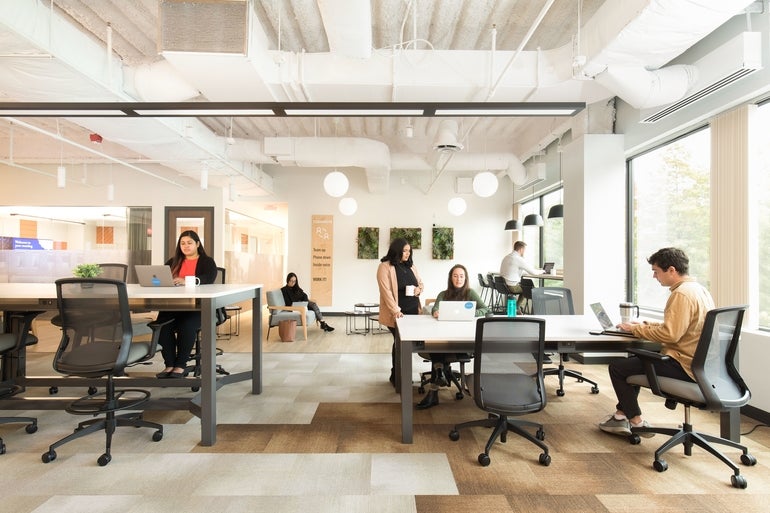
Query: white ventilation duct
433 120 464 152
317 0 372 59
263 137 391 193
593 65 697 110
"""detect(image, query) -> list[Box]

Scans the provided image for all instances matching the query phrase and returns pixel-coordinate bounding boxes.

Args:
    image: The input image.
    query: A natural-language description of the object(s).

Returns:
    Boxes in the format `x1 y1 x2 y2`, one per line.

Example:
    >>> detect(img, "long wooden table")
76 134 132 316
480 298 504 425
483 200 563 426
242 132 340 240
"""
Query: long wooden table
395 314 686 443
0 282 262 446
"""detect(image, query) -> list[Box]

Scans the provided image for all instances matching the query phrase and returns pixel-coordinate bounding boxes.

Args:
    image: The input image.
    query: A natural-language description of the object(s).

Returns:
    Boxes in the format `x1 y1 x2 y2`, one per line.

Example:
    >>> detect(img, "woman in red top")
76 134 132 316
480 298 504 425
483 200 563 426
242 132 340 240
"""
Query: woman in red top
155 230 218 378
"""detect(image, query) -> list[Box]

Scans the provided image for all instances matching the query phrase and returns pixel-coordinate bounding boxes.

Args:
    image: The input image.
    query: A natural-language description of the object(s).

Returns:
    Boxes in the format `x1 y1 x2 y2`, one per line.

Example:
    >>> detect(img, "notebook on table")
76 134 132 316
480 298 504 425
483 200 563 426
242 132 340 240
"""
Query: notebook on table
590 302 636 337
437 300 477 321
134 265 176 287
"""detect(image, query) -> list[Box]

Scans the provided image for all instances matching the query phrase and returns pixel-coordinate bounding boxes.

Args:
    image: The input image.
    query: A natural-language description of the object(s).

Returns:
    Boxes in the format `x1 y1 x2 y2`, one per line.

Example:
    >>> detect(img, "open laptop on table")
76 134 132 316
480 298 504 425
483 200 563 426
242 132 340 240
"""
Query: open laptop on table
542 262 555 274
134 264 177 287
437 300 476 321
590 302 636 337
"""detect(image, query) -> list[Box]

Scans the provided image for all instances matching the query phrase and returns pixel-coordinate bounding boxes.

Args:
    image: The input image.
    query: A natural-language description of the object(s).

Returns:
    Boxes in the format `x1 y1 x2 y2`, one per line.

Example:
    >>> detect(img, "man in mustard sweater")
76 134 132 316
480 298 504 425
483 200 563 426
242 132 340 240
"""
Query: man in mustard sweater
599 247 715 436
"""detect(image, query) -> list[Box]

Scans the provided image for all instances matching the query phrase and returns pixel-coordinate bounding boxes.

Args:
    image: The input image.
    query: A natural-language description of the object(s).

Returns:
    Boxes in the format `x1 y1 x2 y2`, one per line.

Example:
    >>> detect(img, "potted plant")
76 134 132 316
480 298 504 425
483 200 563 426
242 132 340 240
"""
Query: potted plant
73 263 102 287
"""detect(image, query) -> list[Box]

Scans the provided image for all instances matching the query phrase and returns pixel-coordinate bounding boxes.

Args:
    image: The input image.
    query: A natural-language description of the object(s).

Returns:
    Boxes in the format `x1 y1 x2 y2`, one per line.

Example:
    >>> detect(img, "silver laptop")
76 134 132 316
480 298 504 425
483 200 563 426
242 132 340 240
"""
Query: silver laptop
590 302 636 337
135 265 176 287
543 262 555 273
437 300 476 321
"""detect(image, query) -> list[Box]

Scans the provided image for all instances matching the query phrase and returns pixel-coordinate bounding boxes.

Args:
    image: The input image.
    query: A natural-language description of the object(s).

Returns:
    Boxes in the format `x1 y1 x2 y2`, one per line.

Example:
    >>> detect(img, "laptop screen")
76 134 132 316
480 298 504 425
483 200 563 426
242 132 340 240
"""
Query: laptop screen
437 300 476 321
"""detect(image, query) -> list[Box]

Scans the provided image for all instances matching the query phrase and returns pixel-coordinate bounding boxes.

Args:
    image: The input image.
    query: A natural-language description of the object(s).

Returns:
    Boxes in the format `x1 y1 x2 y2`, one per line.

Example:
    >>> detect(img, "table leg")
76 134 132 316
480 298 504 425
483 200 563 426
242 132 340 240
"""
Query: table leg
252 293 262 395
200 298 216 446
397 327 413 443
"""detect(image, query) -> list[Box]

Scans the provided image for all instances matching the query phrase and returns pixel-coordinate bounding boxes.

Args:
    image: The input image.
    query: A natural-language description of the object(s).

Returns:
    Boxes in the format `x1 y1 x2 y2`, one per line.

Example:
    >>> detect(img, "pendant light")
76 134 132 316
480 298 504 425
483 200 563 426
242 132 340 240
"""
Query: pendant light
504 219 520 230
523 184 543 226
548 141 564 219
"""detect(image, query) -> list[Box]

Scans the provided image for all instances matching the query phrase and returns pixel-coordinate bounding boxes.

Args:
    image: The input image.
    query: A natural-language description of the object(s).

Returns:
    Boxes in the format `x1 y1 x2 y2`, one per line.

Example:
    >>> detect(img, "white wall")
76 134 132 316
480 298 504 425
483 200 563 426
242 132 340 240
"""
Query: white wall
274 165 514 311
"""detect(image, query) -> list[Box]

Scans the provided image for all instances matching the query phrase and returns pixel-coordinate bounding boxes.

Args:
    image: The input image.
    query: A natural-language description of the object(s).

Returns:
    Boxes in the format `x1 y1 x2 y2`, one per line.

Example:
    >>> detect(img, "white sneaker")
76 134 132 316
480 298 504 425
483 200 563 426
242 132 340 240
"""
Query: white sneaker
631 420 656 438
599 415 631 436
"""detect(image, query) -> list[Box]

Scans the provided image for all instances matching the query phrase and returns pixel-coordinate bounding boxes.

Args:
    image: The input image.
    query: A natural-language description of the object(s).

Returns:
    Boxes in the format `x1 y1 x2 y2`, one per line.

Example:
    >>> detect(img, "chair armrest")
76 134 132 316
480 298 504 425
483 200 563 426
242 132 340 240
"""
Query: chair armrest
626 348 669 397
145 318 175 358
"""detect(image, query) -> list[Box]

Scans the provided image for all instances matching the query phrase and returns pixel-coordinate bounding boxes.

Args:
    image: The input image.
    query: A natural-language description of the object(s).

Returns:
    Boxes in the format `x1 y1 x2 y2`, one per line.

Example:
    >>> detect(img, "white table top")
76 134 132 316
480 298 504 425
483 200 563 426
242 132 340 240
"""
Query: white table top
0 282 262 299
396 314 635 343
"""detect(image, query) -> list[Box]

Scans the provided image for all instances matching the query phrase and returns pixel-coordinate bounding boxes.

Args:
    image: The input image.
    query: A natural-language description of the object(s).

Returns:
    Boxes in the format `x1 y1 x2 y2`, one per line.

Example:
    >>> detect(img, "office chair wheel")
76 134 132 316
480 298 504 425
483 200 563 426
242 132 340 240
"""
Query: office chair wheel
628 434 641 445
731 474 748 489
478 453 491 466
152 430 163 442
556 389 565 397
191 386 200 392
49 386 58 395
25 423 37 434
653 459 667 472
41 450 56 463
536 428 545 441
97 453 111 466
591 386 599 394
539 453 551 466
88 386 98 395
455 392 464 400
740 453 757 466
448 430 460 441
577 377 584 383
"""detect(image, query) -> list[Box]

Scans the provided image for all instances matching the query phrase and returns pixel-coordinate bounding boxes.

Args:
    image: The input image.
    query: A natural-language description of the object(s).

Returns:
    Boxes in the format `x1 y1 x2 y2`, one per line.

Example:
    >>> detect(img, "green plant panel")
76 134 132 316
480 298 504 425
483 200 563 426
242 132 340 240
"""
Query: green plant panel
432 227 454 260
389 228 422 249
357 227 379 259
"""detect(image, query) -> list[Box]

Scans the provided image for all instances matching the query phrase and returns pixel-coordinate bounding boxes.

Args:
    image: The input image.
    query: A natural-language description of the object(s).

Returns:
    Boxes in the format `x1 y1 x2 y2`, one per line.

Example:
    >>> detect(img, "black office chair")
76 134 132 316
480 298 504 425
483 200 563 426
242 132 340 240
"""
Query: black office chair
97 263 128 281
531 287 599 396
449 317 551 467
41 278 171 466
0 311 42 454
625 305 757 488
476 273 491 305
417 299 470 400
492 275 513 314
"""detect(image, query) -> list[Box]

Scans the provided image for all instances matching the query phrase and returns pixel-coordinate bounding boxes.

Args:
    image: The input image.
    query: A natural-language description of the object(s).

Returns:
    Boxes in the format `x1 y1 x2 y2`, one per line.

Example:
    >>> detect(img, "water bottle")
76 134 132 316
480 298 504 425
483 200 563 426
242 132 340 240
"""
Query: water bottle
507 297 517 317
151 275 161 287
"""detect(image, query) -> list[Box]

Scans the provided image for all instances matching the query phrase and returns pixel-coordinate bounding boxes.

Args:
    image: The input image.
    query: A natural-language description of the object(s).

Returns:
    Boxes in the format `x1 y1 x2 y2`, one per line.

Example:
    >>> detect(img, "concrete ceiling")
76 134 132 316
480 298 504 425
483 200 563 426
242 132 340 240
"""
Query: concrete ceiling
0 0 759 197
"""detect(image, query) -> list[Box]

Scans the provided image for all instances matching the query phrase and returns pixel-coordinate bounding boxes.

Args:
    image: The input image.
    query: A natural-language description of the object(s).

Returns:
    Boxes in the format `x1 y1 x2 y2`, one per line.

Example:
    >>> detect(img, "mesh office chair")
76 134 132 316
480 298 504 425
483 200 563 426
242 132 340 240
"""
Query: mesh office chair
97 263 128 281
531 287 599 396
476 273 491 305
417 299 470 400
0 311 42 454
625 305 757 488
492 275 512 314
41 278 170 466
449 317 551 467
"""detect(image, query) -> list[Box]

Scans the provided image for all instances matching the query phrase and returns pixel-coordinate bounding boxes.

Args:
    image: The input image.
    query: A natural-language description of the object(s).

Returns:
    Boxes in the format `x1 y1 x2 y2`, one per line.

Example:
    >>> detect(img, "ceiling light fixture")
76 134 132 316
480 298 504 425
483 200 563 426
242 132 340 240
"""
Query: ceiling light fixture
504 219 521 230
472 171 498 197
323 170 349 197
548 142 564 219
338 197 358 215
447 197 467 216
56 165 66 188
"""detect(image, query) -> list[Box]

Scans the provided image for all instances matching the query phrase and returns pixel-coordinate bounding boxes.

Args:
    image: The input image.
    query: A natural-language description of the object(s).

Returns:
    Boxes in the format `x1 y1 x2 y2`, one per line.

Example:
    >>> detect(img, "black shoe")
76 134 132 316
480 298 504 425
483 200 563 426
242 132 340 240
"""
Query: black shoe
320 321 335 332
389 369 396 387
156 371 171 379
416 390 439 410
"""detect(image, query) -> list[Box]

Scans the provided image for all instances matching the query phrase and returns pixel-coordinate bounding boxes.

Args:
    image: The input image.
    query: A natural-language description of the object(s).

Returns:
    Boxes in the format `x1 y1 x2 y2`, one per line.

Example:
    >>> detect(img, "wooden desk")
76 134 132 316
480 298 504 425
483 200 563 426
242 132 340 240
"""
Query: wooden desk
0 282 262 446
395 314 662 443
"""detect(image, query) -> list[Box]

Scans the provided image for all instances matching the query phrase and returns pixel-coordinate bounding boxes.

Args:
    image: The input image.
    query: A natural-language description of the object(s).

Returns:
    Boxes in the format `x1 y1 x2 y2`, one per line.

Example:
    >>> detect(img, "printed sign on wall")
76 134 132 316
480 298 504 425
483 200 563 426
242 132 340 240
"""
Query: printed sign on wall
311 214 333 305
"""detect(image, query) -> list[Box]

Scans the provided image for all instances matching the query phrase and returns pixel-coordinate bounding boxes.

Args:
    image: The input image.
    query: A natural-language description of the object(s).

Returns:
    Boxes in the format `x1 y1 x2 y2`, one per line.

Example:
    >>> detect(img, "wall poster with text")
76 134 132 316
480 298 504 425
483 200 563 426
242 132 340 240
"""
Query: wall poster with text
311 214 333 305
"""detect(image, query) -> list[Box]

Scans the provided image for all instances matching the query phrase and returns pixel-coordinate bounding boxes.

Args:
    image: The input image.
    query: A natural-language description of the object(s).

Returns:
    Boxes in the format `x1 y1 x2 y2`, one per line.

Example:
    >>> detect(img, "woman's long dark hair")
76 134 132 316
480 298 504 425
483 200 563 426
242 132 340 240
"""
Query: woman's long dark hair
169 230 207 276
380 238 413 267
443 264 470 301
285 272 302 293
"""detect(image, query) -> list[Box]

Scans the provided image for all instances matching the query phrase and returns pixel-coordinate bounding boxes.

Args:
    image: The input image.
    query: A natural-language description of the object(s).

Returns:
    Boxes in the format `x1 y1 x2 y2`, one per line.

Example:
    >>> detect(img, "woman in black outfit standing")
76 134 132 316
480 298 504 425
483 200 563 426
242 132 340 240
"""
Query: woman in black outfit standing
376 238 424 386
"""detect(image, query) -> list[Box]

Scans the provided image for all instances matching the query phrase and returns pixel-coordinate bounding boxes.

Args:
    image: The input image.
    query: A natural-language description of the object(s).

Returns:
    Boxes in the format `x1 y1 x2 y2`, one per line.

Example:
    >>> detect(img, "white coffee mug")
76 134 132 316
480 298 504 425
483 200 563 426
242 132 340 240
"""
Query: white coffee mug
185 275 201 287
619 302 639 324
405 285 415 296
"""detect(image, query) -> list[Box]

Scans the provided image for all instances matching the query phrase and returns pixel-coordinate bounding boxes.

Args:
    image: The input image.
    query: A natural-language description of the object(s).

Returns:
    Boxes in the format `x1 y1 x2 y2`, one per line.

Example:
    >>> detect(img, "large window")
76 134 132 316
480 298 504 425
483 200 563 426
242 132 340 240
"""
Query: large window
542 189 564 268
753 103 770 328
629 127 711 310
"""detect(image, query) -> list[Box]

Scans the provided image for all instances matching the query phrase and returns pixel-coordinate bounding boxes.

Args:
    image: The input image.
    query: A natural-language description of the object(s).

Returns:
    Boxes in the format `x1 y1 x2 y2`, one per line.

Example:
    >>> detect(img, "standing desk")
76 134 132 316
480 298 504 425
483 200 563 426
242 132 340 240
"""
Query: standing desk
0 282 262 446
394 314 733 444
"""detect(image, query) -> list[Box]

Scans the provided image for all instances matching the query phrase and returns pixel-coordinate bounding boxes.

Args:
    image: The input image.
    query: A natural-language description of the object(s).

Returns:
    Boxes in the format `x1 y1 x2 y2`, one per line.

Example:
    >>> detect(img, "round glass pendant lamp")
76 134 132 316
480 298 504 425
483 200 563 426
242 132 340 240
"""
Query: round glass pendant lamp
338 197 358 215
323 170 349 197
472 171 498 197
447 197 467 216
